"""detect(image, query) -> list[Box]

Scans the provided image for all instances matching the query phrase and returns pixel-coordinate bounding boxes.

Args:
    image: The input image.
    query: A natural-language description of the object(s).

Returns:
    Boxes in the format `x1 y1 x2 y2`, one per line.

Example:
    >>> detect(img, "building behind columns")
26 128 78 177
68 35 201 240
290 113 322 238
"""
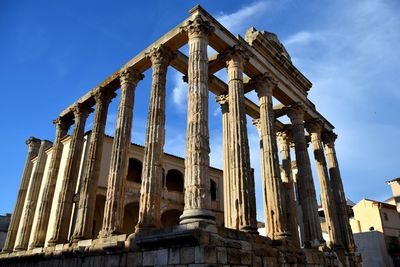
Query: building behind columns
0 5 360 266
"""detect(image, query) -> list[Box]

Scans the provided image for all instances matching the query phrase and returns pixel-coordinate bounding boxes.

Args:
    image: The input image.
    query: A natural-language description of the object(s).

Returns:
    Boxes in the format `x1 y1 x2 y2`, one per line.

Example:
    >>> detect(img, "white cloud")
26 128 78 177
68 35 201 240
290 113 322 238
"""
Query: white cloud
171 70 188 113
282 0 400 202
216 1 268 34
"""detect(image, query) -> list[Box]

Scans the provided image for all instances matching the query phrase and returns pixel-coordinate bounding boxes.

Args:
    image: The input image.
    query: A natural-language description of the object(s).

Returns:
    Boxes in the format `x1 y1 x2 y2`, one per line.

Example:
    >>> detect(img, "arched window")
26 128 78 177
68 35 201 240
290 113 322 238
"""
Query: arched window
123 202 139 234
127 158 142 183
161 209 182 228
165 169 184 192
210 179 217 201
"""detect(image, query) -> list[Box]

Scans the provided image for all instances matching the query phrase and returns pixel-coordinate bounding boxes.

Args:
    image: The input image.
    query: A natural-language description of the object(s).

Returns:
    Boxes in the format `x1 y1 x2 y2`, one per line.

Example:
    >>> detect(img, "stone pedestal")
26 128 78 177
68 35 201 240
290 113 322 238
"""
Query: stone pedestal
99 68 143 238
14 140 52 251
179 15 215 225
136 45 175 232
1 137 40 252
47 104 92 246
285 103 323 247
29 118 71 249
71 87 115 242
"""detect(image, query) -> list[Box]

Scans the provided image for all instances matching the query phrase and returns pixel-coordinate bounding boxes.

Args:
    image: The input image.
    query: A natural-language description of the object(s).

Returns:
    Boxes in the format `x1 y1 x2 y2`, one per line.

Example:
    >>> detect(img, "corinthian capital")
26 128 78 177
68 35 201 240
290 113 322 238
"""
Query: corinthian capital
145 45 176 66
221 45 251 68
305 118 324 135
283 103 304 125
251 73 277 97
252 118 261 135
215 94 229 113
92 86 116 105
322 131 337 146
26 136 41 154
119 68 144 86
183 14 214 38
72 103 93 119
53 116 72 133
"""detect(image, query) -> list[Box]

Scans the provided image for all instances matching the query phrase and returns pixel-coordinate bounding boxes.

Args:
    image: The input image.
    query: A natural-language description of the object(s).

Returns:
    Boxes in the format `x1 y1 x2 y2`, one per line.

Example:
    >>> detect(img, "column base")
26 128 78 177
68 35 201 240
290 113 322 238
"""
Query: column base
179 208 215 225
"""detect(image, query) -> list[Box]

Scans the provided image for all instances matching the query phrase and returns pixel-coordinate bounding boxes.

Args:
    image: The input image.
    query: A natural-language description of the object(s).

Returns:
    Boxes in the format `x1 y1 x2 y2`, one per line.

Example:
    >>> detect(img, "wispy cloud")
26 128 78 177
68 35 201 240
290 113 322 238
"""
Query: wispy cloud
216 1 268 34
283 0 400 202
171 70 188 113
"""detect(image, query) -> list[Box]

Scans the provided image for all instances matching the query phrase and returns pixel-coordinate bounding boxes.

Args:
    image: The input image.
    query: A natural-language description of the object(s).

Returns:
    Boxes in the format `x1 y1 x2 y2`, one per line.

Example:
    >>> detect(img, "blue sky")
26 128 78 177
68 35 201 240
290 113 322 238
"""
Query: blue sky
1 0 399 221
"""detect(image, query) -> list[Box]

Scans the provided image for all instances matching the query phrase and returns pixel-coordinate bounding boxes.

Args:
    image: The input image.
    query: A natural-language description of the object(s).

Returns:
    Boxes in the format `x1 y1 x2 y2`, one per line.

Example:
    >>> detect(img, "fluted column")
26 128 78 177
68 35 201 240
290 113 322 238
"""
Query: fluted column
277 128 300 247
306 119 342 248
71 87 115 242
99 68 143 237
136 45 175 232
253 75 288 240
14 140 52 251
215 94 233 228
322 131 355 251
285 103 323 247
2 137 40 252
225 46 257 233
47 104 92 246
28 118 71 249
179 15 215 225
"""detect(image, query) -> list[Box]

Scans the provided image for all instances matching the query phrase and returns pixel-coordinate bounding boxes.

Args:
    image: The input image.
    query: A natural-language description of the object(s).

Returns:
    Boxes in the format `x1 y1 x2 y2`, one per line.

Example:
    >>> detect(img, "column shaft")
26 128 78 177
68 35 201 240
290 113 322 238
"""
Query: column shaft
28 118 70 248
277 129 300 246
99 68 143 237
323 132 355 251
180 15 215 224
254 75 288 240
71 87 114 242
285 104 323 247
226 46 257 232
306 120 342 248
136 45 174 232
47 104 92 246
216 95 233 228
2 137 40 252
14 140 52 251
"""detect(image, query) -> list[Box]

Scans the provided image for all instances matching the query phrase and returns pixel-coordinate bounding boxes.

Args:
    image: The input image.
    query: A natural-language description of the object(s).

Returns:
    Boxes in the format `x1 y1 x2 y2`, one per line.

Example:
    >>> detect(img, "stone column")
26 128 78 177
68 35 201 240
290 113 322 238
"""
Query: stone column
306 119 342 248
47 104 92 246
71 87 115 242
135 45 175 232
277 128 300 247
253 75 289 240
225 46 257 233
28 117 71 249
14 140 52 251
1 137 40 252
215 94 233 228
179 15 215 225
99 68 143 237
322 131 355 251
284 103 323 247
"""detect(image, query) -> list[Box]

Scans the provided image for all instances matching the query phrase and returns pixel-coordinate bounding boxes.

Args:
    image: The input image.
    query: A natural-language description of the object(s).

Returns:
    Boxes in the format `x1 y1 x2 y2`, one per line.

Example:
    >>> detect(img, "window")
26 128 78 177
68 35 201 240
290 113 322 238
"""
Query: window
384 212 389 221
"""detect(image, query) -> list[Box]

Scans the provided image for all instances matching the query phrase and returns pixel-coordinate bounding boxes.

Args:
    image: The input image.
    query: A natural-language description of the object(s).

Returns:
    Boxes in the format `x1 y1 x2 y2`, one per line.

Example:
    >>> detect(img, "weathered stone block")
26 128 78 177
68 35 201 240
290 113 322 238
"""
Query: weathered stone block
168 247 180 264
143 251 155 266
216 247 227 264
181 247 195 264
155 249 168 265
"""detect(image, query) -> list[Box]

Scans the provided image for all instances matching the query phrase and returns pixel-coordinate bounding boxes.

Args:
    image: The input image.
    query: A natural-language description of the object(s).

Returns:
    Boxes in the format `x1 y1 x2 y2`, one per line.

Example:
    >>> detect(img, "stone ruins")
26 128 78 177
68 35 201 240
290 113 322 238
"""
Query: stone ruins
0 5 361 267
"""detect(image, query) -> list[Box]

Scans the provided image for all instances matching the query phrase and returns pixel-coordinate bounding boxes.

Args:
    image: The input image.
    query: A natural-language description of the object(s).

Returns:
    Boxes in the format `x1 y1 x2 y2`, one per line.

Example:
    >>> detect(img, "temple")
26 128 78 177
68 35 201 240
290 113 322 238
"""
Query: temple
0 5 360 266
